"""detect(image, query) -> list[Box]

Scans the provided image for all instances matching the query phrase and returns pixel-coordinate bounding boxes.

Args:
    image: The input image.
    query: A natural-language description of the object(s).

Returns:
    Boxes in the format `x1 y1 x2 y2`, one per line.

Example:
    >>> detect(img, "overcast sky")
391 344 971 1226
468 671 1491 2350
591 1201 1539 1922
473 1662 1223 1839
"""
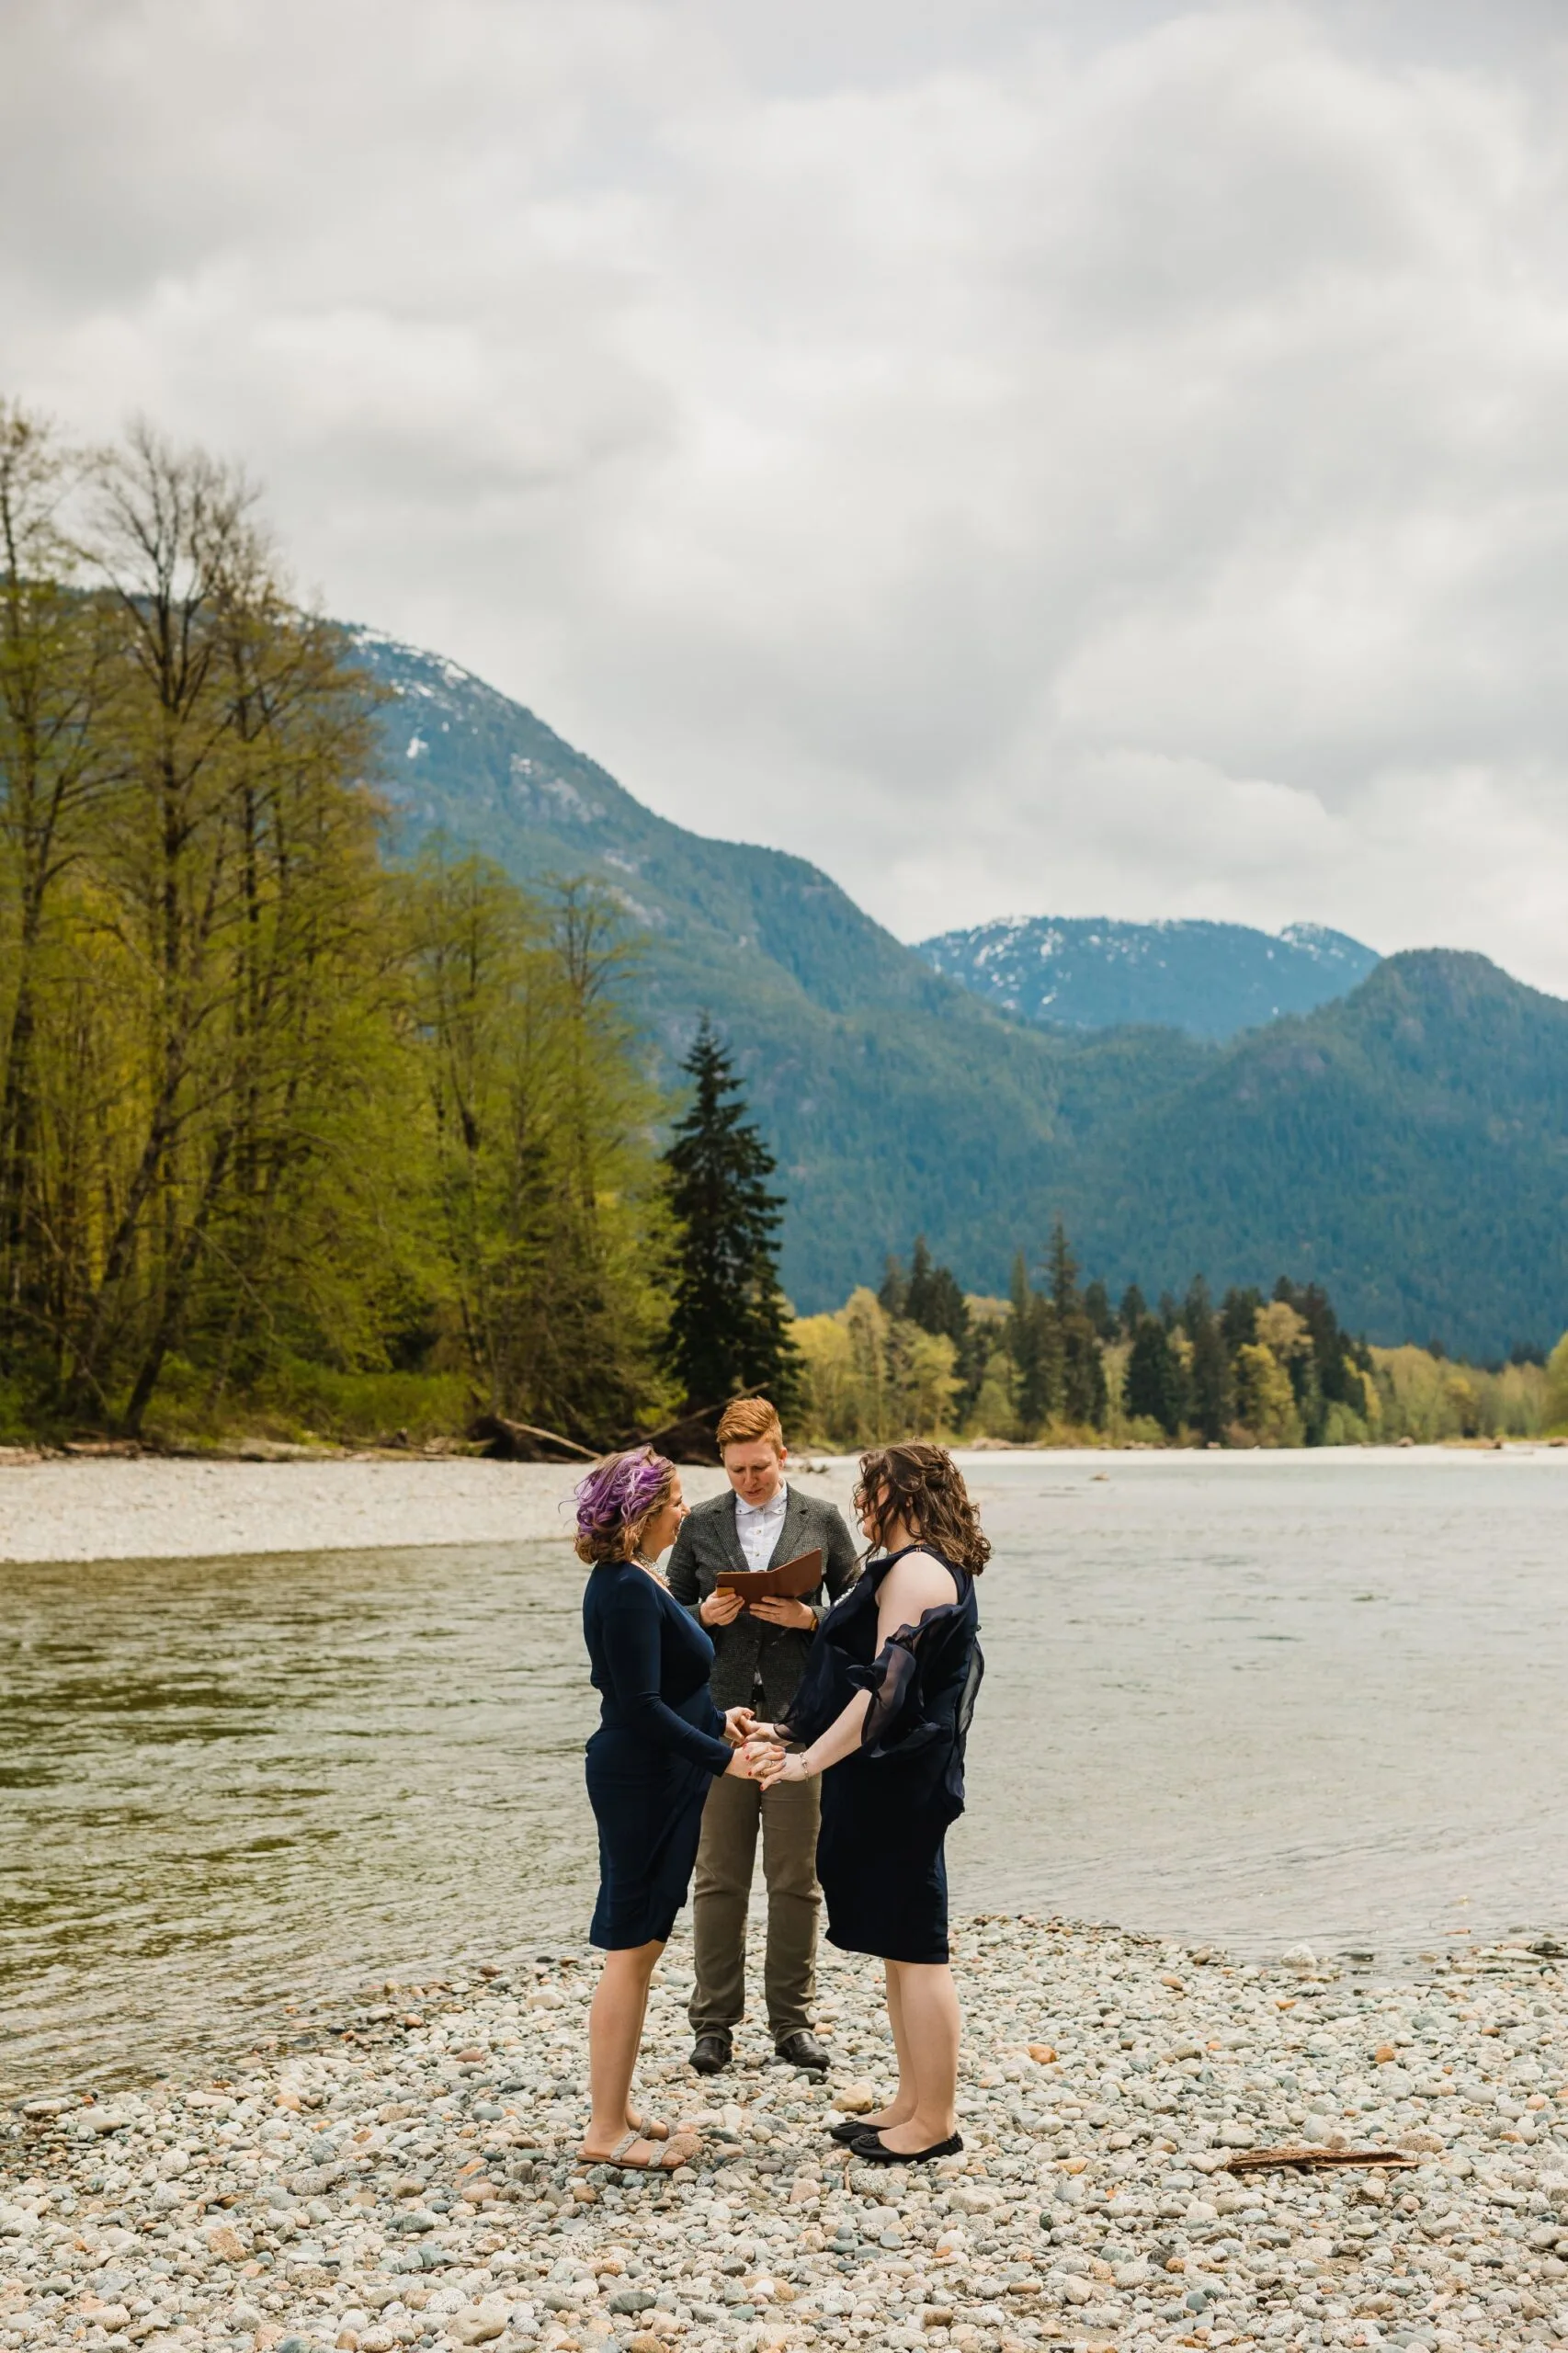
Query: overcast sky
6 1 1568 989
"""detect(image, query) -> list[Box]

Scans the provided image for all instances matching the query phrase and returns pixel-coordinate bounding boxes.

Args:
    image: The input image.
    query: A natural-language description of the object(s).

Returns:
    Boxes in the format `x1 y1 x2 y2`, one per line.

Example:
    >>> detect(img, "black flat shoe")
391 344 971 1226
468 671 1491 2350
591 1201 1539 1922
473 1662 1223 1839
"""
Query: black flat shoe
846 2128 963 2165
826 2115 877 2144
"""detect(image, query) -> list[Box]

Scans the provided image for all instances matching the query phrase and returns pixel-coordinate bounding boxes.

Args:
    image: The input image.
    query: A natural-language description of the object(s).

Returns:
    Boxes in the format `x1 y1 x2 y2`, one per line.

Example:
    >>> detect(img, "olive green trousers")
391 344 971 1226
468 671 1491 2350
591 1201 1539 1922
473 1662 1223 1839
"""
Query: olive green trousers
687 1767 822 2042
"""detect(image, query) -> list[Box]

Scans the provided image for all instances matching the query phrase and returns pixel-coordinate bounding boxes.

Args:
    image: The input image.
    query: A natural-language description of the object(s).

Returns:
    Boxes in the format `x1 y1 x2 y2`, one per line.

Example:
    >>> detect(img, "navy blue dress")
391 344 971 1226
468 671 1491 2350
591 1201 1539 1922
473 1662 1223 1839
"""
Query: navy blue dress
582 1561 733 1949
787 1547 983 1965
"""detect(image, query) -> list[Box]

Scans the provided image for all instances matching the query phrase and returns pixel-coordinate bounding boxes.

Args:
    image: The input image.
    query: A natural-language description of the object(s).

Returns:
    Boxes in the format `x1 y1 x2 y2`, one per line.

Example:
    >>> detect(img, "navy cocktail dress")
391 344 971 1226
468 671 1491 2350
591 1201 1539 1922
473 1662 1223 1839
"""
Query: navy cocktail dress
787 1546 983 1965
582 1560 733 1949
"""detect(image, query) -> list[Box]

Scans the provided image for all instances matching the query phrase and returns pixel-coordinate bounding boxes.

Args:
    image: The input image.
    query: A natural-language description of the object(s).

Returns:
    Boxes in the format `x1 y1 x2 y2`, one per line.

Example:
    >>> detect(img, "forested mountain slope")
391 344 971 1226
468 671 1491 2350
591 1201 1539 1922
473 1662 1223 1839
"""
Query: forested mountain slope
353 629 1203 1307
1065 952 1568 1358
918 914 1379 1040
354 631 1565 1354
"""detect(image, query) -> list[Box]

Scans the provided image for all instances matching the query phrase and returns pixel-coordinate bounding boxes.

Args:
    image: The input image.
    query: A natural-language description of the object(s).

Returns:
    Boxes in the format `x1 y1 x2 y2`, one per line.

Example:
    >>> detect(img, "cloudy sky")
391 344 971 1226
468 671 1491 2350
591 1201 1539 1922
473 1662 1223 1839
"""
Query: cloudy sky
6 0 1568 988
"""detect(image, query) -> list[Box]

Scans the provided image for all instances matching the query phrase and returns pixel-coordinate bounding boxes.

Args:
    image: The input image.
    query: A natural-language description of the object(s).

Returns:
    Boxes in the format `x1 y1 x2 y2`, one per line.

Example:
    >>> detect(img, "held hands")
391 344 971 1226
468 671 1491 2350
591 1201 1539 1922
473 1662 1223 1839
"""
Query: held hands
741 1728 812 1790
722 1708 770 1778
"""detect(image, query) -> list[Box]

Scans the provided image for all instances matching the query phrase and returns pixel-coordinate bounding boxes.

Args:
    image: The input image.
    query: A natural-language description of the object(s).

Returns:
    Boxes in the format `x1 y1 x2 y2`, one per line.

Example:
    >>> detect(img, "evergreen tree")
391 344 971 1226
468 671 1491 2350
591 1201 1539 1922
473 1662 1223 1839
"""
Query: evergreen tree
1082 1279 1115 1341
662 1017 797 1411
904 1233 970 1348
1119 1282 1147 1337
903 1234 936 1323
1278 1277 1356 1419
1182 1277 1231 1443
1045 1219 1106 1426
878 1251 907 1318
1220 1285 1262 1358
1049 1218 1079 1317
1126 1315 1184 1435
1062 1313 1108 1427
1006 1249 1062 1432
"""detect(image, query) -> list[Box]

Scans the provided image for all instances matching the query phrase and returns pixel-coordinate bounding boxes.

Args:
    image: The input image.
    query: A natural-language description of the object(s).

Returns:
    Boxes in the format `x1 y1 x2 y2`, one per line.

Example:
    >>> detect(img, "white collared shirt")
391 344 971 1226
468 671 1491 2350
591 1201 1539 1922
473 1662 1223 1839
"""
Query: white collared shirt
734 1481 789 1574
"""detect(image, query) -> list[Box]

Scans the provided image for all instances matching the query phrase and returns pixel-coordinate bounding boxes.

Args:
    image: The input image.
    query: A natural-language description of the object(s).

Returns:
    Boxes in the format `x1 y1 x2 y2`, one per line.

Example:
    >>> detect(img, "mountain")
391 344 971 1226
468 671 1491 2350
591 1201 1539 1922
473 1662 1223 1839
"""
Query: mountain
353 629 1568 1358
352 628 1201 1310
1060 951 1568 1359
915 915 1380 1040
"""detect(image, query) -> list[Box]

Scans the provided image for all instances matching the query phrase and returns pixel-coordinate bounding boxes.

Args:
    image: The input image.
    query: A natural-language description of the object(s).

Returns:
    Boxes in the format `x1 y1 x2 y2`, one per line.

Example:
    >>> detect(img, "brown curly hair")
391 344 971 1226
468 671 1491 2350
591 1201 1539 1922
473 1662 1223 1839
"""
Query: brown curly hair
855 1441 991 1575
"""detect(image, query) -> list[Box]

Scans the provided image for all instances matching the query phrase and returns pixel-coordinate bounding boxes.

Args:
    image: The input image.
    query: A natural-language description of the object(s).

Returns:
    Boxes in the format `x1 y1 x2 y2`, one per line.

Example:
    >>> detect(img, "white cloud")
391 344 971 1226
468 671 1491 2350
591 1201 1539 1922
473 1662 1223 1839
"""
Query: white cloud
4 1 1568 987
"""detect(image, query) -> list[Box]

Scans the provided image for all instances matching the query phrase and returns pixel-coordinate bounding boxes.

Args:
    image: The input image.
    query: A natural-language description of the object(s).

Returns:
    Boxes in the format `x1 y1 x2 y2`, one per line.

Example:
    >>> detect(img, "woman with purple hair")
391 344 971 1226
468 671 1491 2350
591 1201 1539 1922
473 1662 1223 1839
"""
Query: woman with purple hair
575 1446 758 2170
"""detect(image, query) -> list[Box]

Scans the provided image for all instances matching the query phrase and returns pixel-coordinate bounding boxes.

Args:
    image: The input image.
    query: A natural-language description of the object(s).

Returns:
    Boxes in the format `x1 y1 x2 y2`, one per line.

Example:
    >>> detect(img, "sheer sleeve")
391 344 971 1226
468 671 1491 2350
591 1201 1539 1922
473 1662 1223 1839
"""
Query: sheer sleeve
847 1620 946 1756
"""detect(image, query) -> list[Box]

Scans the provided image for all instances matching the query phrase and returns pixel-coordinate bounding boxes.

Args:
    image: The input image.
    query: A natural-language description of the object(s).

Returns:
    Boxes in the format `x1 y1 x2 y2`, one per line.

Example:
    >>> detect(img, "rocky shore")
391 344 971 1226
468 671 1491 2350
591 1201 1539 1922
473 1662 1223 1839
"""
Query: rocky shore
7 1916 1568 2353
0 1461 823 1566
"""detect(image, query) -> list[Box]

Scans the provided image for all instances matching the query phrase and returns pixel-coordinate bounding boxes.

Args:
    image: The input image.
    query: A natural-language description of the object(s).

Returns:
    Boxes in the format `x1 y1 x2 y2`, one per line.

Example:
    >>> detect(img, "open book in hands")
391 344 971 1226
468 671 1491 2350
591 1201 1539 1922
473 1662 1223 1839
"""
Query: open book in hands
714 1545 823 1608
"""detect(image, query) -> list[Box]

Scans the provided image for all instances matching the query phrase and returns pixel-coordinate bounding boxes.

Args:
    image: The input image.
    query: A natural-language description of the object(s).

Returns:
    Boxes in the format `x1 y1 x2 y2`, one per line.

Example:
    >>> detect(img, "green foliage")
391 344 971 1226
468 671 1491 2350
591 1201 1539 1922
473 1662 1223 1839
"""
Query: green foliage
1183 1279 1232 1442
1233 1339 1305 1448
0 407 676 1448
1369 1345 1547 1442
1126 1318 1186 1437
792 1287 959 1449
806 1220 1543 1451
1548 1333 1568 1435
408 852 677 1442
662 1017 797 1412
904 1236 970 1348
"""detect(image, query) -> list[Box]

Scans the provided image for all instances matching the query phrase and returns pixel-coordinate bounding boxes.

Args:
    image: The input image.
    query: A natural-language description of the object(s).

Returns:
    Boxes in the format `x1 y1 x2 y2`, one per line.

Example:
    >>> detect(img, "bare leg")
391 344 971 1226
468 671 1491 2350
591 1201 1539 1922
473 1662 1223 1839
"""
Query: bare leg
861 1959 917 2129
624 1968 664 2133
584 1941 665 2160
870 1960 960 2153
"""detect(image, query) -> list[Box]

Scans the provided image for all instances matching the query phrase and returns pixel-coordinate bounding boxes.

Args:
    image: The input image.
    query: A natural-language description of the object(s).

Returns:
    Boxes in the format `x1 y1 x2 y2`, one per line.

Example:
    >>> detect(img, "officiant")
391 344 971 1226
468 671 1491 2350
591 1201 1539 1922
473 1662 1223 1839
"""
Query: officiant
666 1395 858 2075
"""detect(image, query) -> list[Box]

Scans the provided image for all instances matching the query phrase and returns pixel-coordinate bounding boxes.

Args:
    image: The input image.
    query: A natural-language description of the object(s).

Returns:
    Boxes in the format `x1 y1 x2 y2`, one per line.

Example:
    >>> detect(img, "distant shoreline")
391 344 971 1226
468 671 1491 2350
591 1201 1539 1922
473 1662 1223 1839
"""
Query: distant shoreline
0 1447 1561 1568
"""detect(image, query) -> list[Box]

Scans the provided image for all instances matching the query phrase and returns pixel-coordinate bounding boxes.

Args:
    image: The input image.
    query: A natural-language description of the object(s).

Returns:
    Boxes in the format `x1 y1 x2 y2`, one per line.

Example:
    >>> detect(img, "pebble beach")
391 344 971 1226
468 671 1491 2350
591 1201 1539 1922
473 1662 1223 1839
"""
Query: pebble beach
8 1916 1568 2353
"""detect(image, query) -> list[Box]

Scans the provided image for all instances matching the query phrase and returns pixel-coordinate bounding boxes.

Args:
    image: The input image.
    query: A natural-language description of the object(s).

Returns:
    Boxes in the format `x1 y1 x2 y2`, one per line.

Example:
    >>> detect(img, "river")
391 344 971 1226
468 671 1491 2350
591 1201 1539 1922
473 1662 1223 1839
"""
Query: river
4 1448 1565 2097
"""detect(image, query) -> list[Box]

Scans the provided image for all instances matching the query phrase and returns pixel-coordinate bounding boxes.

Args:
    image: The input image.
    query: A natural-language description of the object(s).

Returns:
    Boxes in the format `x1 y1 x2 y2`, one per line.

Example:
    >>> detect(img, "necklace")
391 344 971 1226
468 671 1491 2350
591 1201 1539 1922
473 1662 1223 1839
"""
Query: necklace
632 1553 669 1586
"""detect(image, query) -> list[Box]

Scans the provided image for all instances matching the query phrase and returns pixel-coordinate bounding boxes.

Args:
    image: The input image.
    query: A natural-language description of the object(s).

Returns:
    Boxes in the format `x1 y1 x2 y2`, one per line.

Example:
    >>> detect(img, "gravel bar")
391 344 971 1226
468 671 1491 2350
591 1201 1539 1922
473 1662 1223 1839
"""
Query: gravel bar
0 1461 862 1566
8 1915 1568 2353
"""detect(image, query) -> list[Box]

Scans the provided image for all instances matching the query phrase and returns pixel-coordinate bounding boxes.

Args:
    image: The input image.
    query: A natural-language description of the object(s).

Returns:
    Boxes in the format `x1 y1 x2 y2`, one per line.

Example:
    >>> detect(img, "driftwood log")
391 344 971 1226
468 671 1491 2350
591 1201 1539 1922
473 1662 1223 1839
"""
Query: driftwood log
472 1400 741 1468
628 1402 725 1465
1223 2146 1417 2173
468 1415 597 1463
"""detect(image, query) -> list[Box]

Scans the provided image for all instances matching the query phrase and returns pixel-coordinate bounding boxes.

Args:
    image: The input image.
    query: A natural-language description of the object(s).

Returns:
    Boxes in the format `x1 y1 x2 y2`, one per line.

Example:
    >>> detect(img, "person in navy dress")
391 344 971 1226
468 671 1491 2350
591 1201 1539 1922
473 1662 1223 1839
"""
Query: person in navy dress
574 1446 760 2171
752 1442 986 2165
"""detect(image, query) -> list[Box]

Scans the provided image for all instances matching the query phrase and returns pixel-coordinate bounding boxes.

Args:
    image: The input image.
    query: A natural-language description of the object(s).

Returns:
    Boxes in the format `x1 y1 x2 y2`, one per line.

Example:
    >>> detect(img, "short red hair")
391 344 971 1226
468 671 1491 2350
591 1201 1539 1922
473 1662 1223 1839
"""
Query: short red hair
716 1395 785 1454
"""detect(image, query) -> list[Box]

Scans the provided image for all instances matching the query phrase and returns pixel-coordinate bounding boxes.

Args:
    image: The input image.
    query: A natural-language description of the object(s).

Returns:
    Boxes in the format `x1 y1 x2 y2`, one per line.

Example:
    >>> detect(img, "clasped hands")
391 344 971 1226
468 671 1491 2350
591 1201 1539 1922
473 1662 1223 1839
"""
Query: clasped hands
720 1710 806 1786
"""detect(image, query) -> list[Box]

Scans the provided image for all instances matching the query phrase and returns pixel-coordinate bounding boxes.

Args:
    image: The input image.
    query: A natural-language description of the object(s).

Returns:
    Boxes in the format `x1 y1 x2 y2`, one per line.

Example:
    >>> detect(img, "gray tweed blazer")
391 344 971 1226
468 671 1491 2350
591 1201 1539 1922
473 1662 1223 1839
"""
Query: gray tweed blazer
666 1484 860 1718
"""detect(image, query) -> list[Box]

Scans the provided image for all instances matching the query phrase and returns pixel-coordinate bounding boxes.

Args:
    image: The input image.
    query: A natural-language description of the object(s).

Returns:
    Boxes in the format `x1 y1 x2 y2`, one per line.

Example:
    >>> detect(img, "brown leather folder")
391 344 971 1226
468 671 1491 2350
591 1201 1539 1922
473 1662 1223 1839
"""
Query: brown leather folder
715 1545 824 1605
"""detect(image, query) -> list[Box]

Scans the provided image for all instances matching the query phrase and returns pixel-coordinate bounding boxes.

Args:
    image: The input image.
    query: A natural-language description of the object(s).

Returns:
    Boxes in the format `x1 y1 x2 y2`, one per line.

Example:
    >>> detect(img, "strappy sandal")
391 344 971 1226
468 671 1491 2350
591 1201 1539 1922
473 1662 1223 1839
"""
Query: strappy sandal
627 2112 670 2141
583 2129 701 2172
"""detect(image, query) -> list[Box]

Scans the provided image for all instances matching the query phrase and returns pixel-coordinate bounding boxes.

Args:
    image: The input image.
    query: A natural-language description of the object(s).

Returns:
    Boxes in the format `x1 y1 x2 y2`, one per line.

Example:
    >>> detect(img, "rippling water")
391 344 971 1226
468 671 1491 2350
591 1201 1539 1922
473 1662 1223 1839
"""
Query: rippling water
4 1449 1566 2097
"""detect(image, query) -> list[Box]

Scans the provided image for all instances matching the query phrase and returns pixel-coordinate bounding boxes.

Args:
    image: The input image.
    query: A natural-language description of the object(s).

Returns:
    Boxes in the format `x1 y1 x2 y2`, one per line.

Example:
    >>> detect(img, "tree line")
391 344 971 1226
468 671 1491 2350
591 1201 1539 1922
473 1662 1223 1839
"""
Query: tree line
0 404 796 1449
792 1228 1565 1449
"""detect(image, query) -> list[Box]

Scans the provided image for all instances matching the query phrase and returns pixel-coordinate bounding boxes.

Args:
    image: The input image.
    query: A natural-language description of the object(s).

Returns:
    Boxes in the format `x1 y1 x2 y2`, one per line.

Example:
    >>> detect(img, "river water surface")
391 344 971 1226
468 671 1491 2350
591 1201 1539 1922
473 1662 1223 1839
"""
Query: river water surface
5 1449 1566 2097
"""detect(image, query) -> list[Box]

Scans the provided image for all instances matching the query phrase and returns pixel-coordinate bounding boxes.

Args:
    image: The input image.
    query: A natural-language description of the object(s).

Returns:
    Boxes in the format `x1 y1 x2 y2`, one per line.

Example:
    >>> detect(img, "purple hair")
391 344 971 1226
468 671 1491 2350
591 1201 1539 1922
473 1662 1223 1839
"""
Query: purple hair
574 1447 675 1564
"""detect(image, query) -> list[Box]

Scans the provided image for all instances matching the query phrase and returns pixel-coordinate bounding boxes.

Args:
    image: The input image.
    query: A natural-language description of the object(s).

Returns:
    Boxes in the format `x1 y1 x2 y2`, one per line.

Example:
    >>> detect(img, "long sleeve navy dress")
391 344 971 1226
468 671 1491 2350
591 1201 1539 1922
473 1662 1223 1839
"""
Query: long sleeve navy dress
786 1546 983 1965
582 1560 734 1949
